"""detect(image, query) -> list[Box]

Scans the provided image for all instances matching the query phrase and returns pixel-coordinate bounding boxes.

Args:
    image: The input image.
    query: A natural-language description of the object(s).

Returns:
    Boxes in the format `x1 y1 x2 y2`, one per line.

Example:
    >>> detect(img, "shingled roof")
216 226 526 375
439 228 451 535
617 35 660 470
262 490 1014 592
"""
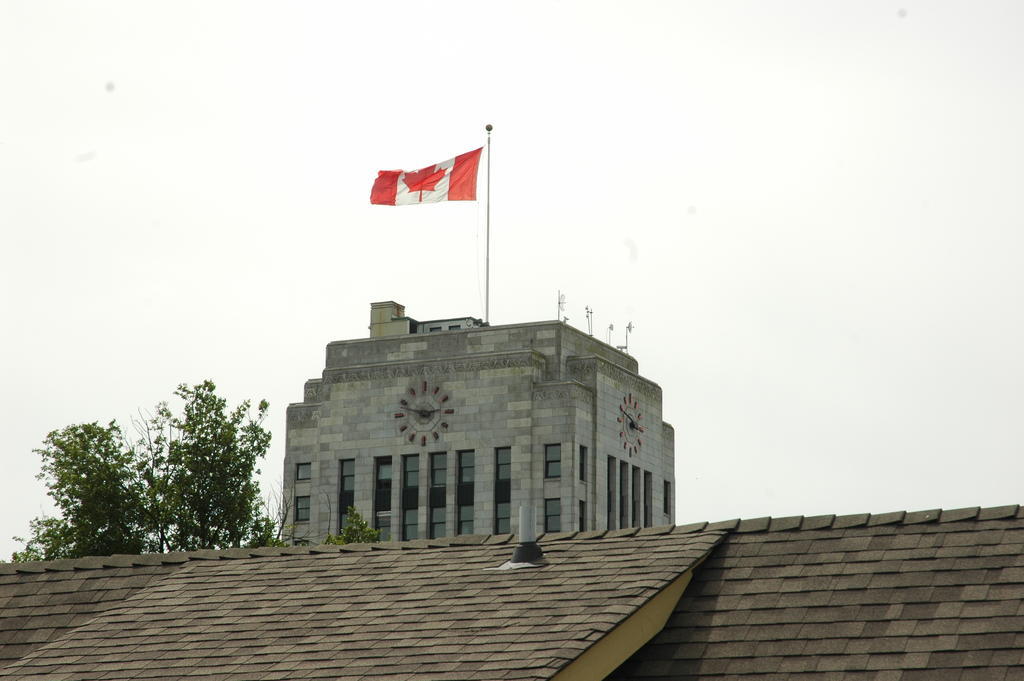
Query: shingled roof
610 505 1024 680
0 531 721 680
2 505 1023 681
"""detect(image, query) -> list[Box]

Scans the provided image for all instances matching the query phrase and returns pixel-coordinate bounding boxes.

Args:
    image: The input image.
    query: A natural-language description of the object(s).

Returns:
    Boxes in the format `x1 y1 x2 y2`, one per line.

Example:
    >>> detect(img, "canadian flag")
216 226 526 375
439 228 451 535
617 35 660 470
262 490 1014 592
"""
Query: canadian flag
370 148 483 205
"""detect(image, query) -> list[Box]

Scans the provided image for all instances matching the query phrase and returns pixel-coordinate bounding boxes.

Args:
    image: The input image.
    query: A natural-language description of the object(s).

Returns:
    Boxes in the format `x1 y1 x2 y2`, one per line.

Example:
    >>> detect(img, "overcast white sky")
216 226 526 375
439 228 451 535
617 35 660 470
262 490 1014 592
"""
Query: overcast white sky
3 1 1023 559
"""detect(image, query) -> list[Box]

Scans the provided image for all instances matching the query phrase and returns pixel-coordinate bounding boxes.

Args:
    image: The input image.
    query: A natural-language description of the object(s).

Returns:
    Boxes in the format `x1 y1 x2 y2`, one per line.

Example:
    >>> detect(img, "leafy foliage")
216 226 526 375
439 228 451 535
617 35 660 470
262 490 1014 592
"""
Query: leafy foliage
11 516 74 562
164 381 271 551
12 381 274 561
323 507 380 545
32 421 149 558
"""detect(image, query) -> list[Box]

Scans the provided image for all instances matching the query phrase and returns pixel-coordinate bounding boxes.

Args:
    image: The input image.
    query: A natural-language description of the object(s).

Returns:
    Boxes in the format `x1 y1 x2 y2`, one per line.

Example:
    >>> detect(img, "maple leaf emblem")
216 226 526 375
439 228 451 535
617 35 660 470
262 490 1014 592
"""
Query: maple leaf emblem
402 164 448 202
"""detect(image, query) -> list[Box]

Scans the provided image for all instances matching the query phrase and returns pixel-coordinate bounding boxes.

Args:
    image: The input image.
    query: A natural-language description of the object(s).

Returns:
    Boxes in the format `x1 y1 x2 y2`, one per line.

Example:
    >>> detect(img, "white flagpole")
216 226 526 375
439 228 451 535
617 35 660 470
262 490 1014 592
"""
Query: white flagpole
485 123 492 324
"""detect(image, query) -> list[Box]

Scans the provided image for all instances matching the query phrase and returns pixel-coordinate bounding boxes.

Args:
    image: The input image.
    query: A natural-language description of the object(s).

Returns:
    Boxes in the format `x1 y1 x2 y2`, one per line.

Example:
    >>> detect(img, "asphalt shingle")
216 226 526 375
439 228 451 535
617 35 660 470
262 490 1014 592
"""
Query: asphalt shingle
609 507 1024 680
0 532 721 680
4 505 1024 680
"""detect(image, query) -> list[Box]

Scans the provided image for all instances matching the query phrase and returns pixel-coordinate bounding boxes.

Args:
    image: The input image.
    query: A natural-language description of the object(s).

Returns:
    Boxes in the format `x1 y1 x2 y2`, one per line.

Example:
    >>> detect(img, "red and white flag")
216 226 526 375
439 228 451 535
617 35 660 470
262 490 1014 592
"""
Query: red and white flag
370 148 482 206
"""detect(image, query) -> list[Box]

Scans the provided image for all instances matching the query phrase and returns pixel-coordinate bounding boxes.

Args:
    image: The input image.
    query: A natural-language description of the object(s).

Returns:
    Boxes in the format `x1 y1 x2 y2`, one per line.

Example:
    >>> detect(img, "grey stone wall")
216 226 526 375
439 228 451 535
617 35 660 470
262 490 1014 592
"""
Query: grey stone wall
283 319 674 544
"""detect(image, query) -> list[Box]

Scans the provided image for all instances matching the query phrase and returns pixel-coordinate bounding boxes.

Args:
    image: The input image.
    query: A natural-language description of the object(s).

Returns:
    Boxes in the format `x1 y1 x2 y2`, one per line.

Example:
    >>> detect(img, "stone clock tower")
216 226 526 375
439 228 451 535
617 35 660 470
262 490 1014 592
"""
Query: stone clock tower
283 301 675 543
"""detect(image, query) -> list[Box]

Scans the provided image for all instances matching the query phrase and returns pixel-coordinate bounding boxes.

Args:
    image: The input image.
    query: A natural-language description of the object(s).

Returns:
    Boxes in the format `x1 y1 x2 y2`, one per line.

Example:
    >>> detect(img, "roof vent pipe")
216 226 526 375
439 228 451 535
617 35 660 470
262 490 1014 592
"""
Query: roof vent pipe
511 505 544 564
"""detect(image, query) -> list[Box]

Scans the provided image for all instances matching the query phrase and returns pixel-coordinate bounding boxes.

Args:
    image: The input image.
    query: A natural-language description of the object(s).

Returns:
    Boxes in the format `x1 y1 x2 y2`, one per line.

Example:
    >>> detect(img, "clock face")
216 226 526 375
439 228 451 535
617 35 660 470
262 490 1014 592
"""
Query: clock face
618 393 644 456
393 380 454 447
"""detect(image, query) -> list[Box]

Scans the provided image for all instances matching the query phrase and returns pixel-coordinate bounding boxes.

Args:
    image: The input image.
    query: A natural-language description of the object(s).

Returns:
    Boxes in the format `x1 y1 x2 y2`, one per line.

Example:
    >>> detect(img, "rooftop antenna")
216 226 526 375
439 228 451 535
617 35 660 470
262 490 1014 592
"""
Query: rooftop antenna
557 290 567 322
616 321 634 354
585 306 593 336
607 322 614 344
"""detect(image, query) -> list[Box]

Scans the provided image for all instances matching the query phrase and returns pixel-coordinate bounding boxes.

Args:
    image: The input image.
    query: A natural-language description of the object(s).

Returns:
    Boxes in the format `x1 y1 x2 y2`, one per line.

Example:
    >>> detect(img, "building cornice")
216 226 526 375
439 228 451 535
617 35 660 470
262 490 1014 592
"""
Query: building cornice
321 350 547 385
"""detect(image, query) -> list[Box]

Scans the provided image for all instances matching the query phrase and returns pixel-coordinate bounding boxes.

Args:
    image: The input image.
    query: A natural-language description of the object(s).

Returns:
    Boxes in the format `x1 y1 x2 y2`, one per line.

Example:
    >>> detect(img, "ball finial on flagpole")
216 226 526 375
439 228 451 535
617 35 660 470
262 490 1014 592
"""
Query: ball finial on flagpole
485 124 493 132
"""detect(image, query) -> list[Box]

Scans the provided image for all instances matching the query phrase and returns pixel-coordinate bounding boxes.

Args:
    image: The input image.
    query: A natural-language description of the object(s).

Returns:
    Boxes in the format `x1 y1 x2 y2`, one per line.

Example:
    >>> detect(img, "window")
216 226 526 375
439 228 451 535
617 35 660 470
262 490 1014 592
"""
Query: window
458 505 474 535
374 457 392 541
458 450 475 484
607 457 616 530
544 498 561 533
429 326 442 332
578 445 587 481
295 462 311 480
430 506 446 538
495 447 512 533
402 454 419 540
430 452 447 487
644 470 653 528
295 495 310 522
632 466 641 528
457 450 475 535
579 500 586 532
664 480 672 516
429 452 447 538
403 454 420 488
544 444 561 478
448 324 460 330
619 461 629 529
339 459 355 530
403 509 418 540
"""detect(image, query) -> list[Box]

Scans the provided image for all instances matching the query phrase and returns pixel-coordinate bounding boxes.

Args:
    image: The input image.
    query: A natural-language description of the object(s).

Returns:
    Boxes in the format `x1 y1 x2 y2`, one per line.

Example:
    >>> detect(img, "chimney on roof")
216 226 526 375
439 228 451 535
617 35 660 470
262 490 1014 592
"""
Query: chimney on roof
511 506 544 564
369 301 411 337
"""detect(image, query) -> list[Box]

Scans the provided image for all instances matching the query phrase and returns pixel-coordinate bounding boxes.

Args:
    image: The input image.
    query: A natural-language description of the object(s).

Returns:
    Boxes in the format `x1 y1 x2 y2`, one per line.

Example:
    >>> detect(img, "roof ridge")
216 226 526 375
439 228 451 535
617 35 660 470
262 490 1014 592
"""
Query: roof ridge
2 504 1017 573
672 503 1021 534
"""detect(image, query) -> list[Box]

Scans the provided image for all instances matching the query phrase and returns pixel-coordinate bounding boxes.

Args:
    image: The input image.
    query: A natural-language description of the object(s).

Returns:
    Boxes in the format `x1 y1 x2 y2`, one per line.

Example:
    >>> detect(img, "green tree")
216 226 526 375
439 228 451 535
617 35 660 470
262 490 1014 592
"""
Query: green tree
164 381 271 551
11 516 74 562
323 507 380 545
12 381 274 561
28 422 149 558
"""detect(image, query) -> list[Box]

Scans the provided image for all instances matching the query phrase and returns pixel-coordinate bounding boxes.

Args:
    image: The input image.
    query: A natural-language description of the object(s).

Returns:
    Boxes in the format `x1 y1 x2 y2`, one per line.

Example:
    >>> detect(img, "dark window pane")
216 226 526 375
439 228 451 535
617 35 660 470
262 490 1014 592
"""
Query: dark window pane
459 451 474 483
664 480 671 516
403 454 419 488
295 496 310 522
544 498 561 533
495 502 510 533
401 455 419 541
544 444 561 478
403 508 419 540
456 450 474 535
375 457 392 522
296 462 311 480
430 506 446 538
579 500 586 532
430 452 447 487
458 505 474 535
632 466 641 528
341 459 355 492
644 470 653 528
339 458 355 532
496 447 511 480
376 459 392 486
607 457 616 530
619 461 628 529
375 511 391 541
578 446 587 481
429 452 447 537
